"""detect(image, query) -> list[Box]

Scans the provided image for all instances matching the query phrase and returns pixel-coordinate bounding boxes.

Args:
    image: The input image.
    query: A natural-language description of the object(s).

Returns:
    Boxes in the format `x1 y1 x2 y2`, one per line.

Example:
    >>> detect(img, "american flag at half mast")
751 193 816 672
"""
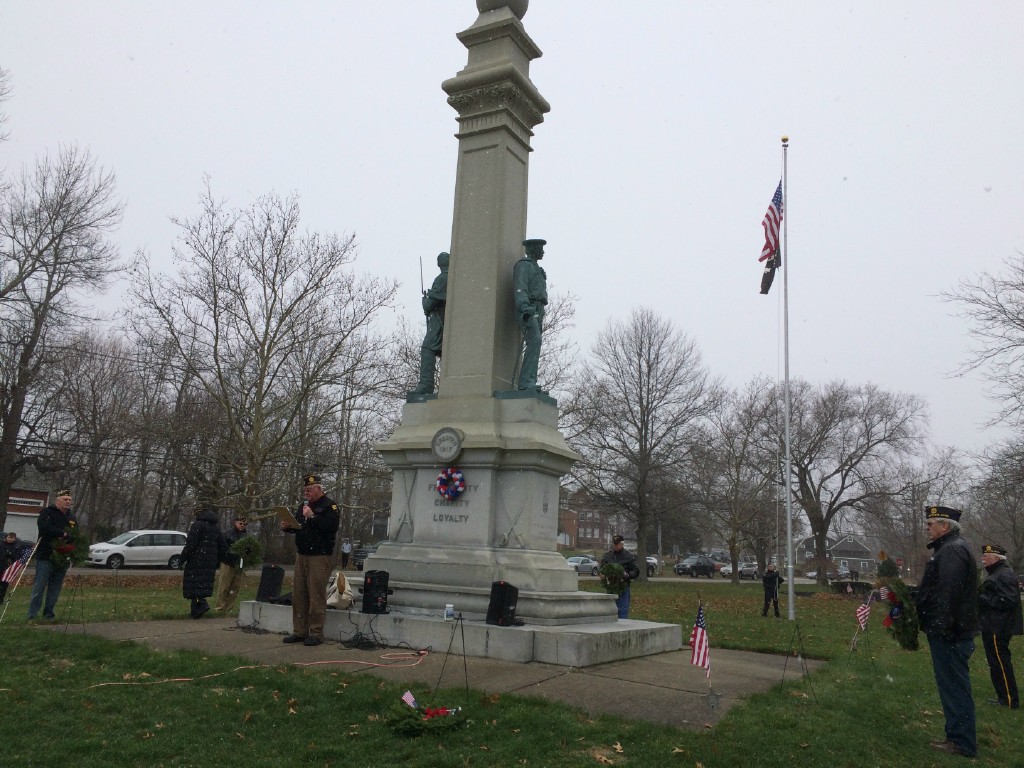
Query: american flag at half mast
2 545 32 584
689 603 710 677
759 181 784 263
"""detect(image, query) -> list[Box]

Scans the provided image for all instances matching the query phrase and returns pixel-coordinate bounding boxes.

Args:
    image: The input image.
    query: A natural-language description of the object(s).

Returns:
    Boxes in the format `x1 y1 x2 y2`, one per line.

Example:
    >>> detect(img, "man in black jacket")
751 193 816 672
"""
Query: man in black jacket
978 543 1022 709
915 506 979 758
761 563 784 617
600 534 640 619
27 489 76 620
214 516 249 612
281 474 340 646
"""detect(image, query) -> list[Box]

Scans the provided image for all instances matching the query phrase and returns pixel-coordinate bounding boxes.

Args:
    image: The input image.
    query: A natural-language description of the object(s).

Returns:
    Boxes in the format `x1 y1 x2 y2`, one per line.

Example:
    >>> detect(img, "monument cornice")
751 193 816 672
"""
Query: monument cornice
443 63 549 127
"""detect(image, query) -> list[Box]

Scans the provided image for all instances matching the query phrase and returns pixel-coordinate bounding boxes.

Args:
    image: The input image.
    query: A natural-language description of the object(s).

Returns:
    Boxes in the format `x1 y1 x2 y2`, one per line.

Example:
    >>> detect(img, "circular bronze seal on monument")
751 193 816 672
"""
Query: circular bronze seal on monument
431 427 464 463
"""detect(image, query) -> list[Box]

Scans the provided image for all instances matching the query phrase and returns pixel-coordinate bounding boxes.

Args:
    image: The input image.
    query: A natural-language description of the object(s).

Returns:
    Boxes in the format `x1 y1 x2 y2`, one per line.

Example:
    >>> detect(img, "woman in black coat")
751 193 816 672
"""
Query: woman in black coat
181 507 230 618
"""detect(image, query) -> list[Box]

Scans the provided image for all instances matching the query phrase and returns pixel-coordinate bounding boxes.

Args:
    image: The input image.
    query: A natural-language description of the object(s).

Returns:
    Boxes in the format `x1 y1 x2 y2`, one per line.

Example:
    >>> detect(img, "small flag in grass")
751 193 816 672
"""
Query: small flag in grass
689 603 710 677
401 690 417 708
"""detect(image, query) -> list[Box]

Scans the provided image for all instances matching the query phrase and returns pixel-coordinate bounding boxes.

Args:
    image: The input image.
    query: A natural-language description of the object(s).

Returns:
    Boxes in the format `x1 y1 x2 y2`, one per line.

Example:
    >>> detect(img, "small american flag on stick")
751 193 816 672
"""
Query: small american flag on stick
2 546 31 585
689 603 710 677
401 690 418 709
855 598 872 631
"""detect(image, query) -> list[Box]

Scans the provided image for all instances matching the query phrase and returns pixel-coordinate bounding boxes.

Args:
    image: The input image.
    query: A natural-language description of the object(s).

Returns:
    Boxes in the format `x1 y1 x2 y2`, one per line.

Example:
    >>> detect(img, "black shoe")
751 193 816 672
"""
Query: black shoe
987 698 1008 707
761 612 767 617
931 740 974 758
303 636 323 646
282 634 304 644
43 614 56 620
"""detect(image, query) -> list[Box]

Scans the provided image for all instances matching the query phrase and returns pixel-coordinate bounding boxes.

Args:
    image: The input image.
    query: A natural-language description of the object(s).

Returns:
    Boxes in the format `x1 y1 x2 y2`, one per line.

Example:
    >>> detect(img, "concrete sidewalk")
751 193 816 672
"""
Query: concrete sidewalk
54 617 824 731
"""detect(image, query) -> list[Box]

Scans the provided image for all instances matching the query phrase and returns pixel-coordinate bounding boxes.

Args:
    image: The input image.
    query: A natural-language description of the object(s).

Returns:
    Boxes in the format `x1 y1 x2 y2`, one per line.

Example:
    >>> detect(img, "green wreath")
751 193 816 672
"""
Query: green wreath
384 702 468 736
598 562 630 595
880 577 920 651
229 535 263 568
50 521 88 570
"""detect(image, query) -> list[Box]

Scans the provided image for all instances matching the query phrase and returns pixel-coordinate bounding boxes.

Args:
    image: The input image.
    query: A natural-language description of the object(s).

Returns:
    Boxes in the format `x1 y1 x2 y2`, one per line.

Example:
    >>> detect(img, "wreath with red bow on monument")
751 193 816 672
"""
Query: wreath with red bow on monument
435 467 466 500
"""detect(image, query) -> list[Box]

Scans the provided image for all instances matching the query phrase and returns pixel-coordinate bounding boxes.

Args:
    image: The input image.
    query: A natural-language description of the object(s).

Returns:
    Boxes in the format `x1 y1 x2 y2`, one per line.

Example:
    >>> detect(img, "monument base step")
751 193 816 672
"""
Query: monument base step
238 601 682 667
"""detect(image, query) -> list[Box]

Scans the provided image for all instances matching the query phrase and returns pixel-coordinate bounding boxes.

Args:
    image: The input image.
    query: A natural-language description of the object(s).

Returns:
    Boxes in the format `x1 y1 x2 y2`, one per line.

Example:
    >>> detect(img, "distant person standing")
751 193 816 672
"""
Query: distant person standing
27 489 76 621
600 534 640 619
281 474 340 646
214 516 249 612
341 538 353 570
915 506 979 758
181 506 229 619
978 543 1022 709
1 531 30 603
761 563 783 617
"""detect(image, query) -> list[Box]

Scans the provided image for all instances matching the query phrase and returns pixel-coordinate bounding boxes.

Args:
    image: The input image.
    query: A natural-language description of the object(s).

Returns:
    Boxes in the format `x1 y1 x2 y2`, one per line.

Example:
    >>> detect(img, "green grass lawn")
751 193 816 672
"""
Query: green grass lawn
0 575 1019 767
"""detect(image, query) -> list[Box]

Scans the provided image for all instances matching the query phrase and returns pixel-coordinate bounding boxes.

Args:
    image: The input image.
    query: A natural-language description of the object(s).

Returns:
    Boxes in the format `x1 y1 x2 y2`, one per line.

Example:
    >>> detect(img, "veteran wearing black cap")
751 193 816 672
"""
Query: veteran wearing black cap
978 542 1022 709
512 238 548 391
600 534 640 619
915 506 980 757
281 474 340 646
27 489 77 621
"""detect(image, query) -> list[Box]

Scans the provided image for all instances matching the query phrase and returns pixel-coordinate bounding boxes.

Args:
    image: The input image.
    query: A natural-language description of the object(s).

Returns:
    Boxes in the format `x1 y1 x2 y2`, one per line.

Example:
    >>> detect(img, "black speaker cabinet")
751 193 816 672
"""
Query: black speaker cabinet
486 580 518 626
361 569 391 614
256 564 284 602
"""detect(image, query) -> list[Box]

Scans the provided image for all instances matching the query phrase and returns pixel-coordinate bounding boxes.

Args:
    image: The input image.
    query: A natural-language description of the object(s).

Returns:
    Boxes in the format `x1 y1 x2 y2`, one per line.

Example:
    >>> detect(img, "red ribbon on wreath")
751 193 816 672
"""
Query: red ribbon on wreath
436 467 466 500
882 588 902 628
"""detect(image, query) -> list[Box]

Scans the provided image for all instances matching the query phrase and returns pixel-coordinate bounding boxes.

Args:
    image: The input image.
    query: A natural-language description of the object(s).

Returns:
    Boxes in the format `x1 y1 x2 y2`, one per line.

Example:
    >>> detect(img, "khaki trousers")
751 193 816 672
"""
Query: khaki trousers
292 554 333 639
215 564 245 611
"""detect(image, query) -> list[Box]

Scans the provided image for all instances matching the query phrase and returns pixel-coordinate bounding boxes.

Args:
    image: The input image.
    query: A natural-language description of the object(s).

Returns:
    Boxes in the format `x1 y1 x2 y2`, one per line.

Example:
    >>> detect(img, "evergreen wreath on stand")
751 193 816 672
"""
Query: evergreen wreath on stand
50 520 88 570
877 551 919 651
229 535 263 568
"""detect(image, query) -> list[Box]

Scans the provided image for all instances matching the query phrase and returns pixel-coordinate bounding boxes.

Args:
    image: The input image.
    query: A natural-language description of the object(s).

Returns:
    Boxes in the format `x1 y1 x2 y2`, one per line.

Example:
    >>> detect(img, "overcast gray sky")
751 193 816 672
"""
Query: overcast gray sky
3 1 1022 452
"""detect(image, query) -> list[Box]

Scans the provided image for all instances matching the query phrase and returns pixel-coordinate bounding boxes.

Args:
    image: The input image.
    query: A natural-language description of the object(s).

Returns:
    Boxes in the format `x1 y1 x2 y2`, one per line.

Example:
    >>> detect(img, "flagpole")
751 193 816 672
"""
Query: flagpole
781 135 795 621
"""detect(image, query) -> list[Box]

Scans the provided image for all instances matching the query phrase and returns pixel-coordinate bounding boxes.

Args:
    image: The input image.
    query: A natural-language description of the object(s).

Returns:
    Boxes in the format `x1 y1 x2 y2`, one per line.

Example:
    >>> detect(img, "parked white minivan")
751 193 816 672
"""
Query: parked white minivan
87 530 188 569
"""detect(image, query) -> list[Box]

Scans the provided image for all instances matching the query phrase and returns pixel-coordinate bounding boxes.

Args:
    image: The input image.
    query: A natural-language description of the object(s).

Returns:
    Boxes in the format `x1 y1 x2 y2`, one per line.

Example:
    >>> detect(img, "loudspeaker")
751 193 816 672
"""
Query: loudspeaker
256 564 284 602
361 569 391 614
486 580 518 626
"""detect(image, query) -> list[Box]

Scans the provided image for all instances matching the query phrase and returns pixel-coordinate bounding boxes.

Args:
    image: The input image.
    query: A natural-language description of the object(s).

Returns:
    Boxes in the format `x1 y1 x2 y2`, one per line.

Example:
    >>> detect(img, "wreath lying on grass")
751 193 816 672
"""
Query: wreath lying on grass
436 467 466 500
598 563 629 595
229 535 263 568
385 702 468 736
51 521 88 570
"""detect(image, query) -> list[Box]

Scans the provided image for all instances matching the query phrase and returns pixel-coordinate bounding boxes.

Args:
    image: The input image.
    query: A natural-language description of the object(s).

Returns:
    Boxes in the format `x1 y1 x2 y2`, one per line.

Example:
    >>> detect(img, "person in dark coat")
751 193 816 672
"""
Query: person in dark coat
181 506 229 619
1 531 31 603
915 506 979 758
978 543 1023 708
27 489 77 620
600 534 640 619
762 563 784 617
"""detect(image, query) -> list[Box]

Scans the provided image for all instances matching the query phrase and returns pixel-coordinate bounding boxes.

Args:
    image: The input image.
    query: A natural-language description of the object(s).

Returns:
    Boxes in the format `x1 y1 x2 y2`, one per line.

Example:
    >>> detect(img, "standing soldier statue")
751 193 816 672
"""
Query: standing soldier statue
513 238 547 391
412 252 449 395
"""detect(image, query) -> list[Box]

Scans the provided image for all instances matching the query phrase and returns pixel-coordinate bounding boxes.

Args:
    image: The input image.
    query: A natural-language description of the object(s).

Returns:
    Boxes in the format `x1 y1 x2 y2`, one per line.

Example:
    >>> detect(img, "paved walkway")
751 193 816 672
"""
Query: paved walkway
56 617 824 731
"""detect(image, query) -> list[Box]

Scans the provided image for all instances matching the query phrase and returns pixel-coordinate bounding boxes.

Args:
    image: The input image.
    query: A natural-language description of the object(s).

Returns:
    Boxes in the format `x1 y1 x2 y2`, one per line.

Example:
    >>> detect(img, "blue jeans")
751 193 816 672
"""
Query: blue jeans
27 558 69 619
615 585 631 619
927 634 977 756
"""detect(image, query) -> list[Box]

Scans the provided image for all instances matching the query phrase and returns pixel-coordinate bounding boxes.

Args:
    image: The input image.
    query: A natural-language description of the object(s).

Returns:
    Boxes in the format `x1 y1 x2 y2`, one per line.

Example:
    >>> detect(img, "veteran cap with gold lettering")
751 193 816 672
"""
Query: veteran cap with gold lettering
981 543 1007 556
303 474 321 487
925 505 962 522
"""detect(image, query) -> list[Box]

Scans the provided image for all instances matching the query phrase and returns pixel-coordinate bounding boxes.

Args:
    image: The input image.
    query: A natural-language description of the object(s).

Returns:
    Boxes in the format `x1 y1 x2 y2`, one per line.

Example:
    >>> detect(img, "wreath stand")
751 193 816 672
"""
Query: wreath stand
781 623 818 702
433 612 470 695
57 573 88 633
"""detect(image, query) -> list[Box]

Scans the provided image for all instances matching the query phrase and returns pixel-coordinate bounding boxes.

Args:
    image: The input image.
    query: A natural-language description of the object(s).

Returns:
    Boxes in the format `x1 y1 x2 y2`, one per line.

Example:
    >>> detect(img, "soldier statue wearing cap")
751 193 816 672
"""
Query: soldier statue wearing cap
411 251 449 395
27 489 77 620
513 238 548 391
915 506 980 757
600 534 640 619
281 474 340 646
978 542 1022 708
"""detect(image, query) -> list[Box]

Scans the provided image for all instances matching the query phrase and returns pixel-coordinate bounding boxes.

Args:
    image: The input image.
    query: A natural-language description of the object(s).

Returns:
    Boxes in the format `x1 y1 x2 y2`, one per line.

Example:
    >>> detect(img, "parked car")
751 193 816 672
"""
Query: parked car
836 566 851 580
567 555 600 576
721 561 759 579
646 556 660 576
87 530 188 569
706 551 729 572
353 541 385 571
674 555 715 578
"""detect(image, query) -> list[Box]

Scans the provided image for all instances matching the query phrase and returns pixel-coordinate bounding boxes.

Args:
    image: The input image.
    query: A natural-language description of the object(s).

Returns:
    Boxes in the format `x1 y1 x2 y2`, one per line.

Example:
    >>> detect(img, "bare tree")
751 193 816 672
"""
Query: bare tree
945 253 1024 427
0 146 123 530
571 308 723 578
688 379 786 580
127 185 398 518
966 441 1024 571
765 379 929 584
